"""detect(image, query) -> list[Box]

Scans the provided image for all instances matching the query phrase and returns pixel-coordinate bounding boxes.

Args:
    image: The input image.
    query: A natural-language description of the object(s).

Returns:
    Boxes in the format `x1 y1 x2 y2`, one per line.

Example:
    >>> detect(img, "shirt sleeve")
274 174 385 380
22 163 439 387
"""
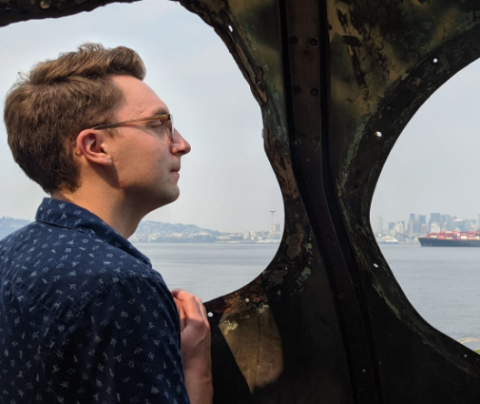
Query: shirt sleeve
42 275 190 404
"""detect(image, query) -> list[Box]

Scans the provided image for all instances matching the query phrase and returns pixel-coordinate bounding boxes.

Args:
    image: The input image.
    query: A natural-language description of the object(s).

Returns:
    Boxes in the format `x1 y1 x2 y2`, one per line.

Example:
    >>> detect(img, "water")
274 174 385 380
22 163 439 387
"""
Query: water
380 244 480 346
134 242 480 349
134 243 279 301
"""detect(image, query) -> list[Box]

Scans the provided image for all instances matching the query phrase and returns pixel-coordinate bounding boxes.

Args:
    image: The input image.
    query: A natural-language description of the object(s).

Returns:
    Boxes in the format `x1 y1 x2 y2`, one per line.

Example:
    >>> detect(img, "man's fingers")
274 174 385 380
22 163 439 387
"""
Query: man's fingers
174 296 187 330
196 296 208 318
171 288 183 296
172 289 209 324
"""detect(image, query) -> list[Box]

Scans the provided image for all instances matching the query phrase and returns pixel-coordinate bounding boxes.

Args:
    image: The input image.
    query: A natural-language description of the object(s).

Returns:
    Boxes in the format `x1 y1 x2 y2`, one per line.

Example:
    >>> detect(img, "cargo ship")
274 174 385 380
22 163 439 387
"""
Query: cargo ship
418 231 480 247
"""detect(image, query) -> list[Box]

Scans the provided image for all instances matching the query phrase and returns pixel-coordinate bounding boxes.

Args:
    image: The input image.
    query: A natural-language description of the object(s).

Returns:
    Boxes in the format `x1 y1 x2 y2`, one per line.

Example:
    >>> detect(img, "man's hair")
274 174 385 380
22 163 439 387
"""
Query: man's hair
4 43 146 193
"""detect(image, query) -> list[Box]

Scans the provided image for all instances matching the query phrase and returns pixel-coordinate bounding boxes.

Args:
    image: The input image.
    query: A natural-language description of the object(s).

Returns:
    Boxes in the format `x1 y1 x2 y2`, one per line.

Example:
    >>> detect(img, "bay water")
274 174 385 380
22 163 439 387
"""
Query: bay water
135 242 480 349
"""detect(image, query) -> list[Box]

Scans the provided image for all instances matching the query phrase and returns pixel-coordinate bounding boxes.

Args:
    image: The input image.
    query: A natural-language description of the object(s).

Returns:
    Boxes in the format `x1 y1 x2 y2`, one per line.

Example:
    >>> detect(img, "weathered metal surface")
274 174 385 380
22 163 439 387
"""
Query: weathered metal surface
3 0 480 402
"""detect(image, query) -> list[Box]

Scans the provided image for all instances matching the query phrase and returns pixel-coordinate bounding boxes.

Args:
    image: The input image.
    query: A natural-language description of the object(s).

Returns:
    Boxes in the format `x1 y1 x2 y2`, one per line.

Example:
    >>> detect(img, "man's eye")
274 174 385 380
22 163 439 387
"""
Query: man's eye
150 120 164 128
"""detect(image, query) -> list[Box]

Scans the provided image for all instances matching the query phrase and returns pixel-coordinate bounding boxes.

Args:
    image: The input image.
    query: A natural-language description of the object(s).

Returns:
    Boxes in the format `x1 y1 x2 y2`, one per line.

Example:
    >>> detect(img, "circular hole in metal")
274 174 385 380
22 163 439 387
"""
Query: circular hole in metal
0 0 284 304
372 58 480 350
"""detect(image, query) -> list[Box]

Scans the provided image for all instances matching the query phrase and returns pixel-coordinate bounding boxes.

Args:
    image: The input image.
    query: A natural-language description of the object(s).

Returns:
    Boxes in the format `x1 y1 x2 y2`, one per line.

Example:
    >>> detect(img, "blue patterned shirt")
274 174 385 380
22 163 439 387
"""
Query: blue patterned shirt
0 198 189 403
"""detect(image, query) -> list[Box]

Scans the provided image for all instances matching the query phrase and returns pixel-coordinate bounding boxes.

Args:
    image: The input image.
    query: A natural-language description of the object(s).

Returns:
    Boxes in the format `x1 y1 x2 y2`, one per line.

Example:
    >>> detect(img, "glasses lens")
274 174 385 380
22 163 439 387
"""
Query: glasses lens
169 115 174 142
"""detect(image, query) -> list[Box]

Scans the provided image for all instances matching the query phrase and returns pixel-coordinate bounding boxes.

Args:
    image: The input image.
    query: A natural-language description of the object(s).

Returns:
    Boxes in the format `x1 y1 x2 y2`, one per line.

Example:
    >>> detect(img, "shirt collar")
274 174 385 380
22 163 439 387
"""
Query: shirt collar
35 197 151 267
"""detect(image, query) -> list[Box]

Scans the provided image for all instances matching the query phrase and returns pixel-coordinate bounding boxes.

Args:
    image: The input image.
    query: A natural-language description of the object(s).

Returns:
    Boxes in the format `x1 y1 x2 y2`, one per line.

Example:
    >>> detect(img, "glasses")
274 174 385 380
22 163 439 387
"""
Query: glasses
71 113 174 148
92 113 174 141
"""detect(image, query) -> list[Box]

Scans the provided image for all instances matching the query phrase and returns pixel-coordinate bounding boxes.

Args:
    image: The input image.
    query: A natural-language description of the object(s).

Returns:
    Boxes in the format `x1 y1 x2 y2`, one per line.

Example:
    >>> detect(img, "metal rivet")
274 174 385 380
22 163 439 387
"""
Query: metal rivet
40 0 50 9
309 38 318 46
293 86 301 94
245 298 250 303
290 36 298 44
374 131 382 138
373 263 379 268
207 312 213 318
228 25 233 32
311 88 318 96
432 57 438 64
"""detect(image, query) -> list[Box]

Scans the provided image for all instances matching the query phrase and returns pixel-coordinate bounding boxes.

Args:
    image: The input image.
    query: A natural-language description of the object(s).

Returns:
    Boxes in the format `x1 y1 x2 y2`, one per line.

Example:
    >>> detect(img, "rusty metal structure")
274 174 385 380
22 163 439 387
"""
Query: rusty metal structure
3 0 480 402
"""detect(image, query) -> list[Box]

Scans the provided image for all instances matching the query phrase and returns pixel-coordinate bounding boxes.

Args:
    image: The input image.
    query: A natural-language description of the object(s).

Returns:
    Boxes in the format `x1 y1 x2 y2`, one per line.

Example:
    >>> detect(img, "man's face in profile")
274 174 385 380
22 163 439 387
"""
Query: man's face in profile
104 75 191 210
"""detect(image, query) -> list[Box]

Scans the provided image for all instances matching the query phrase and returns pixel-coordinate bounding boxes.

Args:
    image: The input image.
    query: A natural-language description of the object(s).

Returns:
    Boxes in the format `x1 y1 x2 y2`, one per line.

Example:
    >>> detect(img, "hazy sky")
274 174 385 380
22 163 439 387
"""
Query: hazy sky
371 58 480 226
0 0 284 233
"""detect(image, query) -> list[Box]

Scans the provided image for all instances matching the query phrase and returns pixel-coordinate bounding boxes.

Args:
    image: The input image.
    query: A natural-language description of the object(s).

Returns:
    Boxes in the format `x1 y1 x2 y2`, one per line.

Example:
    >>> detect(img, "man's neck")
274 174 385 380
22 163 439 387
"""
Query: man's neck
50 188 144 239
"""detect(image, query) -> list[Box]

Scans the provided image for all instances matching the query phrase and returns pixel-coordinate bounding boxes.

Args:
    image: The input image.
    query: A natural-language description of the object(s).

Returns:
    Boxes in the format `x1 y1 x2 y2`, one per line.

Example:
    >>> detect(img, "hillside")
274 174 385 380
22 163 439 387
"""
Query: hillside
0 217 224 243
0 217 31 239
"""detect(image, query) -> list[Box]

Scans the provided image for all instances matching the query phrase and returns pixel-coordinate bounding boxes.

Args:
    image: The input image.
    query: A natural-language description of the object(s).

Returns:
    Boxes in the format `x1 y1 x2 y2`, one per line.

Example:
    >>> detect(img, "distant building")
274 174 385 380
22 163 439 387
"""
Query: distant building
407 214 415 236
388 222 396 237
420 223 428 235
441 214 453 231
377 217 383 234
453 218 464 232
430 222 441 233
418 215 426 233
429 213 441 232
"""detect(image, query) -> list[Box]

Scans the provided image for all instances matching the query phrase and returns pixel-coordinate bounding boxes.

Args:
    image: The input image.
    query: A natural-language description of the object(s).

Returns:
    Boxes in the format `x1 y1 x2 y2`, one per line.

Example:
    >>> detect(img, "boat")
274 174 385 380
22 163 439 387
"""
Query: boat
376 236 400 245
418 231 480 247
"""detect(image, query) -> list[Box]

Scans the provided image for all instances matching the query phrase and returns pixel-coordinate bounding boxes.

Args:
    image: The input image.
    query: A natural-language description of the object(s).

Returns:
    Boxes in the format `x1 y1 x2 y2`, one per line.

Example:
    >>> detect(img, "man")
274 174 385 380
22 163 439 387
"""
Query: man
0 44 213 403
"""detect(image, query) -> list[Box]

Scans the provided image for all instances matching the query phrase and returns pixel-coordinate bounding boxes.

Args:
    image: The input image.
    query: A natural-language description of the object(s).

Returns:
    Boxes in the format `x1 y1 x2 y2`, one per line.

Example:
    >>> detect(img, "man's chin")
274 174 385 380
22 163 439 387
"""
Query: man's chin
152 189 180 209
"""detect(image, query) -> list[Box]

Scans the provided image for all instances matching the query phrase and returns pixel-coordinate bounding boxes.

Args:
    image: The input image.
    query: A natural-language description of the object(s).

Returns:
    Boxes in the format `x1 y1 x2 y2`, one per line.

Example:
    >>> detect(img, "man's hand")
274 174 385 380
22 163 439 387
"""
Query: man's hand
172 289 213 404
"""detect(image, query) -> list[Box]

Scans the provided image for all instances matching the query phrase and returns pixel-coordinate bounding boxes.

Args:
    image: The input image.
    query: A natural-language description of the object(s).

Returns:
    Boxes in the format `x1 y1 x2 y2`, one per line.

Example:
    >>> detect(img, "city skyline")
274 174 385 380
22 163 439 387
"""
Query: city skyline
0 214 283 244
374 211 480 244
0 210 283 234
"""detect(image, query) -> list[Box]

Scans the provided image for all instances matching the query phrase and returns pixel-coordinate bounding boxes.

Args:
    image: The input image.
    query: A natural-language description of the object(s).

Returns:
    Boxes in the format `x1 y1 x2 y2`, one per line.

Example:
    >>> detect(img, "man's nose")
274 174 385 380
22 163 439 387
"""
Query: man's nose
171 129 191 155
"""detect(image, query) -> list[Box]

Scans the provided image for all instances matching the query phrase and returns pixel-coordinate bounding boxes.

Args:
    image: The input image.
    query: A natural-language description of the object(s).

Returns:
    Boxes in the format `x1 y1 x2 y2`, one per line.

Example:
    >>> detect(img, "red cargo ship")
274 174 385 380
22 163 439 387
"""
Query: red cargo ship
418 230 480 247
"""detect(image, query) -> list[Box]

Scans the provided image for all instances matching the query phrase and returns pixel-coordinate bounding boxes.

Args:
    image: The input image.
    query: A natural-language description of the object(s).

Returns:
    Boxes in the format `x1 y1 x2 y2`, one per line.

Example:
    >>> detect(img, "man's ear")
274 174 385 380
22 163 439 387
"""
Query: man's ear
74 129 113 166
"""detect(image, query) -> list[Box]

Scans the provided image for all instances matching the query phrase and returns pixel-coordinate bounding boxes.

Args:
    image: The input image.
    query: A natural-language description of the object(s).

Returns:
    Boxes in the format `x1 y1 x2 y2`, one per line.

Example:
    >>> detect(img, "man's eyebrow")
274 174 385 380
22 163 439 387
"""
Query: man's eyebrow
150 108 169 116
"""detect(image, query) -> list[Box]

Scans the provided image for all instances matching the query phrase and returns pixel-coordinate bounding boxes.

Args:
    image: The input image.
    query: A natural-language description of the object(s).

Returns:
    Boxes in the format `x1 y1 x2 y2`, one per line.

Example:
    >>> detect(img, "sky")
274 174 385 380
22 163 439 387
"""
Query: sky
1 1 479 233
370 58 480 226
0 0 284 233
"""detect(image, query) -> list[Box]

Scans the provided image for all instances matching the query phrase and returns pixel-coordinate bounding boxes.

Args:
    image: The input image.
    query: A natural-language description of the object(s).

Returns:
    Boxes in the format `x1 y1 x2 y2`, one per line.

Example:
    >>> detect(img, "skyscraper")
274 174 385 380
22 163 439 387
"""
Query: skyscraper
377 217 383 235
270 209 276 233
407 214 415 236
429 213 441 232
